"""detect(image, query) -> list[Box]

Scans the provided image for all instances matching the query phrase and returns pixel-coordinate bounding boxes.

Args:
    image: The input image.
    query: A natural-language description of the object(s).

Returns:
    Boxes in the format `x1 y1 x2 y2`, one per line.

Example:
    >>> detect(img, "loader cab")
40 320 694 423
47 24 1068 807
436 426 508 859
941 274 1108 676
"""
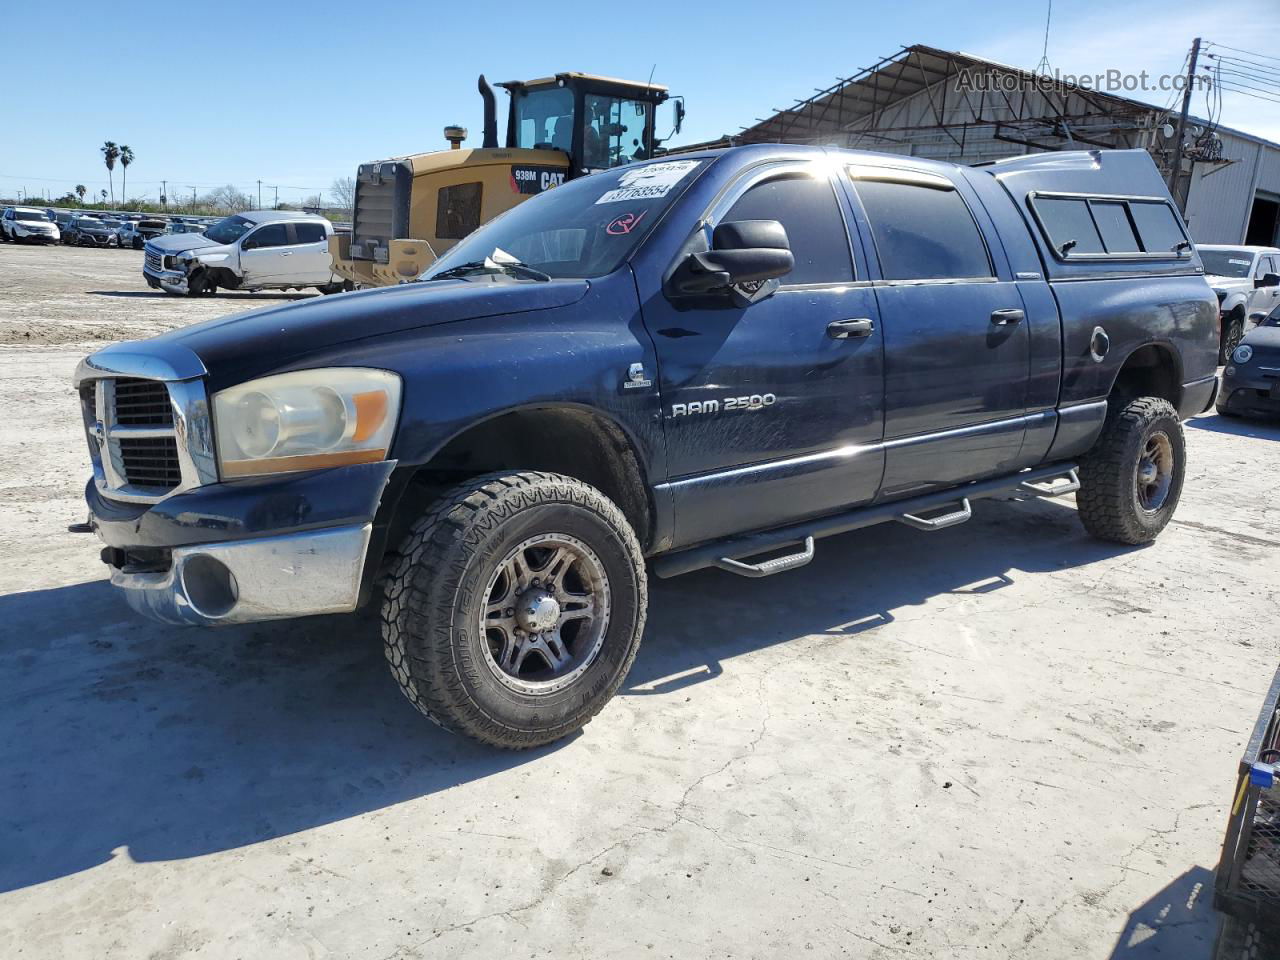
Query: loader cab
499 73 675 176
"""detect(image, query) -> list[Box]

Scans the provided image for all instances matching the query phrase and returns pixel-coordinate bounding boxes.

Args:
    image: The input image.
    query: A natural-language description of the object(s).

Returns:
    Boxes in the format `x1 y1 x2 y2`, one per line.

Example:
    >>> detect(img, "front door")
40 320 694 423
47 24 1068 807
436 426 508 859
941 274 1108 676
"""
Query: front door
843 164 1031 499
239 223 292 285
644 163 886 548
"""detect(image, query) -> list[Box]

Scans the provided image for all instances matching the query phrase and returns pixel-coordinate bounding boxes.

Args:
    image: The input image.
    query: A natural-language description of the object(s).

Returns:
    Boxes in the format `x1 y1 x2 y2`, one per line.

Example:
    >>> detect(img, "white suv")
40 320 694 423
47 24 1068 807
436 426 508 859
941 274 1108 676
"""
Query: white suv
1198 244 1280 361
142 210 349 296
1 207 61 245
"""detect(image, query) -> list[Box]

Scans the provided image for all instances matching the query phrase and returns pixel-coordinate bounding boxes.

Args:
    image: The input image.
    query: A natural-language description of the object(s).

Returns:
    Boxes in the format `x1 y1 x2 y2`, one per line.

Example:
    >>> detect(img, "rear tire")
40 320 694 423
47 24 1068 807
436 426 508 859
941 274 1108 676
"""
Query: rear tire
1077 397 1185 544
381 471 647 749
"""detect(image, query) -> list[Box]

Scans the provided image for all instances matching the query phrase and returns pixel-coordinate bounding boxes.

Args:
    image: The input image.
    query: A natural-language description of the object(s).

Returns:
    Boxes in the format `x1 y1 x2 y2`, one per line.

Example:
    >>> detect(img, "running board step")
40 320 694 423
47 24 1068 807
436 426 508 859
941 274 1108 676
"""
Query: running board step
1018 468 1080 498
897 498 972 531
714 536 815 578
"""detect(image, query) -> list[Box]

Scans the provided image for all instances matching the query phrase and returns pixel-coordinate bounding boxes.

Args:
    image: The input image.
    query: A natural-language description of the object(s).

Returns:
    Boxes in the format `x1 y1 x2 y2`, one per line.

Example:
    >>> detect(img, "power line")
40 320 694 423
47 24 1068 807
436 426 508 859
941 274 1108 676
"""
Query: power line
1203 41 1280 64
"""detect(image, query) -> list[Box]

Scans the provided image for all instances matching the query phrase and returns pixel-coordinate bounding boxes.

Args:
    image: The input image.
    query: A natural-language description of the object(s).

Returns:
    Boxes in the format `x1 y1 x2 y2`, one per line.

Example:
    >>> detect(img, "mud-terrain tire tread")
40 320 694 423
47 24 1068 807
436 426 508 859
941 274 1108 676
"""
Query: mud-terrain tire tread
381 471 647 749
1076 396 1184 545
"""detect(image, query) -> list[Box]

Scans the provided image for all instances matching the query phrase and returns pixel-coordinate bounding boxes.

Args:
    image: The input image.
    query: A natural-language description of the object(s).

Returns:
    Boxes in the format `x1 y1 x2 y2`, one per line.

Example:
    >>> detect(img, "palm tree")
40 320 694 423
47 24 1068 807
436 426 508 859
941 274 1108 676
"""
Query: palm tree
100 141 119 206
119 146 134 208
75 184 86 204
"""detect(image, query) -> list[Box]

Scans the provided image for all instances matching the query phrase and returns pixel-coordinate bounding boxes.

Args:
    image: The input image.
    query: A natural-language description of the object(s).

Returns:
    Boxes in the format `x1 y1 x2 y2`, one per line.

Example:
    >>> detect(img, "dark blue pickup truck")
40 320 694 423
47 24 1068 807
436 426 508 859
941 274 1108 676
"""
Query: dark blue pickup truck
74 144 1218 747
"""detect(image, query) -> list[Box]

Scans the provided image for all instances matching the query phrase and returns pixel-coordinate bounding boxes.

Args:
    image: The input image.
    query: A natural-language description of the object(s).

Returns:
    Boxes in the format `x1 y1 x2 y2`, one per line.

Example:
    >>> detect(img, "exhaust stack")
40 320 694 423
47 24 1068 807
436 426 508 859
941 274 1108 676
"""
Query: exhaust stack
478 74 499 149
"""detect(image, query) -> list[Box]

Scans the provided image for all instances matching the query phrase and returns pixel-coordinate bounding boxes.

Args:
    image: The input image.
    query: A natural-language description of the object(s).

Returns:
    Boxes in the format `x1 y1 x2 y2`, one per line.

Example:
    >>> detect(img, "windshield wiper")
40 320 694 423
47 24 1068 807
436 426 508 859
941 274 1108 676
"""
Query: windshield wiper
427 259 551 283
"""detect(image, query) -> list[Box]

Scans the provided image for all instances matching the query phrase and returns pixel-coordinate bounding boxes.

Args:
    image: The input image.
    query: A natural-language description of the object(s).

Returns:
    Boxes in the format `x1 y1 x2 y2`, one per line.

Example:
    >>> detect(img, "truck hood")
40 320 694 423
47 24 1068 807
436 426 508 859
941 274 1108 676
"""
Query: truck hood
146 232 225 254
1205 275 1251 292
147 278 591 386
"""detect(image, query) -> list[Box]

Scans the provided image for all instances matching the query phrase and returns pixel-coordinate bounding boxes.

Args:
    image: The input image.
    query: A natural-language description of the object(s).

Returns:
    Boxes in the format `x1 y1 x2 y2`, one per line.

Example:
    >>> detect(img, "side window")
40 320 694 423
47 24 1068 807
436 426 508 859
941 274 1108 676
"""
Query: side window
436 182 483 240
721 174 854 285
1033 197 1104 256
1090 200 1141 254
246 223 288 249
293 222 326 244
1128 201 1188 254
852 176 994 280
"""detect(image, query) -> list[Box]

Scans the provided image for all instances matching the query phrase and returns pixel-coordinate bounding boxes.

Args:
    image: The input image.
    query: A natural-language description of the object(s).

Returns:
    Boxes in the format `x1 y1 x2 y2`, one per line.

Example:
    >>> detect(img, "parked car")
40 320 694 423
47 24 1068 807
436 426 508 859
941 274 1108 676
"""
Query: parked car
63 217 120 247
116 219 168 250
1197 244 1280 362
164 221 205 235
142 210 346 295
73 145 1217 748
1 207 61 244
1218 301 1280 418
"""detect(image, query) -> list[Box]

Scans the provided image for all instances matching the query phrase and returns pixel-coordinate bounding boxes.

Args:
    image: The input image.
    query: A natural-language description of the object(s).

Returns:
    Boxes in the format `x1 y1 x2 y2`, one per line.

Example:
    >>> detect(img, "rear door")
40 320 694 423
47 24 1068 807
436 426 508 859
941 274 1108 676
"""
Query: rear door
238 223 291 285
843 163 1032 499
289 221 336 283
643 162 886 548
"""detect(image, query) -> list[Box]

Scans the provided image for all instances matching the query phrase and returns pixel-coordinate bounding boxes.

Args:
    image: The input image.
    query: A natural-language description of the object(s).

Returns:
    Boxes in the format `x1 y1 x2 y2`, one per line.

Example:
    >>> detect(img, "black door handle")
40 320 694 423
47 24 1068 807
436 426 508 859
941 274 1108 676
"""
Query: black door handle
991 308 1025 325
827 317 874 339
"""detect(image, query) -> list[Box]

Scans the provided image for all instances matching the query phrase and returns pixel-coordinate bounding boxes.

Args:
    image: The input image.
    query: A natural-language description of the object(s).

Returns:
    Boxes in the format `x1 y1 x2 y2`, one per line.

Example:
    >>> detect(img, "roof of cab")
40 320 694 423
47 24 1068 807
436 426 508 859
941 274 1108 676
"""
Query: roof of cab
239 209 328 224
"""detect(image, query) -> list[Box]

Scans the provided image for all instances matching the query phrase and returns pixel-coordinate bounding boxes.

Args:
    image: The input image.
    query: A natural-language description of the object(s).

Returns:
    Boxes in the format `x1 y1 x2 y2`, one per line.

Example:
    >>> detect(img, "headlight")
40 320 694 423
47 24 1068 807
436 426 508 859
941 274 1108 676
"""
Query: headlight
1233 344 1253 364
213 368 401 478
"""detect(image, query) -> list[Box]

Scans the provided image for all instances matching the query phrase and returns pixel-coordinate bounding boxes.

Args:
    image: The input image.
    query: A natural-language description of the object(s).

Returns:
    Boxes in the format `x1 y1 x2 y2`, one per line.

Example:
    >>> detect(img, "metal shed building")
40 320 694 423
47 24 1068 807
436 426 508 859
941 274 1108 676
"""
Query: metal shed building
681 44 1280 246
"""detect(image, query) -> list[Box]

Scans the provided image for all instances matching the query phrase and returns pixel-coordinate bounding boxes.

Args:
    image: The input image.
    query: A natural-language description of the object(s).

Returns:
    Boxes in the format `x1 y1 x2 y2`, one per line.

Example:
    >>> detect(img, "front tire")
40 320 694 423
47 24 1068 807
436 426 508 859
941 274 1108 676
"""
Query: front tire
1076 397 1185 544
381 471 647 749
1220 310 1245 365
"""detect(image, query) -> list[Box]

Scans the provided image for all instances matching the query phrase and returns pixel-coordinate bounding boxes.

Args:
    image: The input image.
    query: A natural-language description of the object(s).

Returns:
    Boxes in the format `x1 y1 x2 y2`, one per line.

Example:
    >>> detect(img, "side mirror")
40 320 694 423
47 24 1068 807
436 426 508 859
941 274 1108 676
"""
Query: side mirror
1255 272 1280 289
242 237 258 250
670 219 794 297
674 99 686 135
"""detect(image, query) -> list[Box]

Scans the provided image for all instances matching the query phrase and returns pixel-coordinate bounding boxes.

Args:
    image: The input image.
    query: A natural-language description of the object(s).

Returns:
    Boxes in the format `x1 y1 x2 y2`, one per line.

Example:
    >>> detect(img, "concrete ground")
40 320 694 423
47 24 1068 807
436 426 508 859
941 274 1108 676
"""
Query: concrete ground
0 243 1277 959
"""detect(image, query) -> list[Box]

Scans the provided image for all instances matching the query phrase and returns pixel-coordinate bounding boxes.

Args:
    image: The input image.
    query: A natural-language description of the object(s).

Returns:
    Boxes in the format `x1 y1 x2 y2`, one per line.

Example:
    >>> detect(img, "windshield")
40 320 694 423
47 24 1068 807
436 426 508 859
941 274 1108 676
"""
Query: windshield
421 158 705 281
1200 249 1254 278
203 215 253 244
513 87 575 152
16 210 49 222
100 220 121 228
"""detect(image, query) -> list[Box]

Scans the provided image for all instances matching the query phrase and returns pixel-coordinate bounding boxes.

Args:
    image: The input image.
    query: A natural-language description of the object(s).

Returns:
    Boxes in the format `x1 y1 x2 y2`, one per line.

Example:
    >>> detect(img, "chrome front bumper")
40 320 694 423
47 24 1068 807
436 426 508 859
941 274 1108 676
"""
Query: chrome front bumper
113 523 373 626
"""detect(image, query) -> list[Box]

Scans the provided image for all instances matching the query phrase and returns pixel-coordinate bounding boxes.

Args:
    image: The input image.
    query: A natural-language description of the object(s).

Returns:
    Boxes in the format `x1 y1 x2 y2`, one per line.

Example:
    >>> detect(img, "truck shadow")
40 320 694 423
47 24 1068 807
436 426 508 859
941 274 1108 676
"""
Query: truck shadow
1106 864 1218 959
0 495 1129 893
1187 413 1280 441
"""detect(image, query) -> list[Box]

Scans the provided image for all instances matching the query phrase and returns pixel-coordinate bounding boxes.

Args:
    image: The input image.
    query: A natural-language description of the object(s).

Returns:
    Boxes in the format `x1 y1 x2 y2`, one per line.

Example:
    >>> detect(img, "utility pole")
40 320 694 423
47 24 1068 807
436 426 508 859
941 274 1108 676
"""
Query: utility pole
257 179 262 208
1167 37 1201 209
273 185 279 208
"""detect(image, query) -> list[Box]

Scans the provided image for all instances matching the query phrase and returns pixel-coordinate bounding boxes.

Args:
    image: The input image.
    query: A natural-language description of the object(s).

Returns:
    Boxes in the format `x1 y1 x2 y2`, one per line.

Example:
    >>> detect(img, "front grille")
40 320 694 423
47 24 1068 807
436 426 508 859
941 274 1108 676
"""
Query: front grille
113 377 173 425
118 436 183 488
145 249 162 272
82 376 202 499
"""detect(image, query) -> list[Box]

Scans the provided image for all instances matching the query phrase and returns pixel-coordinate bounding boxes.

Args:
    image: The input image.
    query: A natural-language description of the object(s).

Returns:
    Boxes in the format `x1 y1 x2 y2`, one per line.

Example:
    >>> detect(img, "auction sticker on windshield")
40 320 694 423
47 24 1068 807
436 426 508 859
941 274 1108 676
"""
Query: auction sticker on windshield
595 160 701 204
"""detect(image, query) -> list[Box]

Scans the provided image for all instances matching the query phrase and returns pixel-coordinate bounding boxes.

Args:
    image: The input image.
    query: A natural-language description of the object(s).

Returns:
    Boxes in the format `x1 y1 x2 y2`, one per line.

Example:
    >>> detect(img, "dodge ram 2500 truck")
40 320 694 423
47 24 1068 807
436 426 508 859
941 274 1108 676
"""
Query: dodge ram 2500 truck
73 144 1219 748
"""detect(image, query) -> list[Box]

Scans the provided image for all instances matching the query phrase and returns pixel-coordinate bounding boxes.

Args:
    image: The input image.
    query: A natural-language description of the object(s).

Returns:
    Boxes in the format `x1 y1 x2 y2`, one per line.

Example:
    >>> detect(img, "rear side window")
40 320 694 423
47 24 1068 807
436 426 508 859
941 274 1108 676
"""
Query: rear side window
436 182 483 240
722 174 854 285
1090 201 1140 253
1128 201 1188 254
851 176 993 280
1031 193 1189 258
294 222 326 244
1033 197 1104 256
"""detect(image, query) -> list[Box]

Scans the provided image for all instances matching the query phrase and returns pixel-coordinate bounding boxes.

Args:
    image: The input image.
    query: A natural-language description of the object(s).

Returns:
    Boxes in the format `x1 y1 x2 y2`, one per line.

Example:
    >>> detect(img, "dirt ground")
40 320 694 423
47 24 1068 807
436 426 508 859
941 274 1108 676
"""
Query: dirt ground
1 242 1277 959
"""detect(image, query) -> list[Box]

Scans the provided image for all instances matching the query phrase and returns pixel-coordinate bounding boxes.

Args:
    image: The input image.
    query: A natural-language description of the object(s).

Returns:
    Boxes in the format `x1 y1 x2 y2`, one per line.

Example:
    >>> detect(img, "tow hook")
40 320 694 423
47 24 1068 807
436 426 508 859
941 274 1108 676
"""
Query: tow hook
67 519 94 534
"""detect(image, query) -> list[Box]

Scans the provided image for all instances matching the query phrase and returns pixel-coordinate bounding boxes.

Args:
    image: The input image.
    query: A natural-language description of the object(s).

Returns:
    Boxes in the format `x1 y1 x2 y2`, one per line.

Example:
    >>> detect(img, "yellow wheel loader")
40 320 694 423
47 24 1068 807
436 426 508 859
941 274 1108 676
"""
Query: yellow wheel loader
330 72 683 287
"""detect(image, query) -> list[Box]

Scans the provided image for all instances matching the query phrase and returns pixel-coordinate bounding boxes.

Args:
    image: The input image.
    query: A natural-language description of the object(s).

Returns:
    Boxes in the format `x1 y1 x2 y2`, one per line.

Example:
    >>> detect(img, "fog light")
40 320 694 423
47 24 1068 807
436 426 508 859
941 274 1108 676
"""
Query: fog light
1225 366 1236 378
180 554 239 619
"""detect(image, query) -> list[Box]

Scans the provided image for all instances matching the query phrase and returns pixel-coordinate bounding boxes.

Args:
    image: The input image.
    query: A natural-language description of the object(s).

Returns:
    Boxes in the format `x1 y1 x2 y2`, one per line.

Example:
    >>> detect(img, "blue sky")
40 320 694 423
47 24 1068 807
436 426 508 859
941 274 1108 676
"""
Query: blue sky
4 0 1277 205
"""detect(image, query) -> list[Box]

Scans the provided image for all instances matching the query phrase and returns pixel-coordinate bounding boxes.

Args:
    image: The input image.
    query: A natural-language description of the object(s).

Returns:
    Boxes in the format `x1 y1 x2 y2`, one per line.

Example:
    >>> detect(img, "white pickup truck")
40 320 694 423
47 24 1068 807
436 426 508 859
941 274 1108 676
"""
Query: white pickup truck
142 210 349 296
